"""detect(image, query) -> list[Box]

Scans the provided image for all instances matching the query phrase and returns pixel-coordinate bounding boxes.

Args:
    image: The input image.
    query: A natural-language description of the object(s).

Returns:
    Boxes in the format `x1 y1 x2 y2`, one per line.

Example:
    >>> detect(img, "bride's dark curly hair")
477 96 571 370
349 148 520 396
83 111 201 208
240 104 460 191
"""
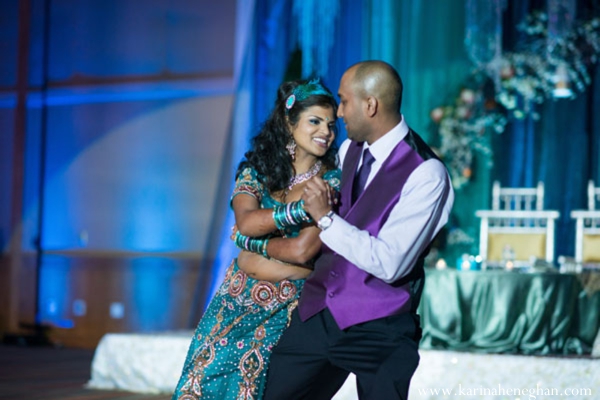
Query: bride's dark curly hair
237 79 338 194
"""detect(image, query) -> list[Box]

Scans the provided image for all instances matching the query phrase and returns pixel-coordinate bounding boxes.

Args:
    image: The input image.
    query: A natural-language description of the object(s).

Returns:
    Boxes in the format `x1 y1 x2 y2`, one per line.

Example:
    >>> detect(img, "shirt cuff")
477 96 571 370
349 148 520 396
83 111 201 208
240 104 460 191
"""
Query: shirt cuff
320 213 350 249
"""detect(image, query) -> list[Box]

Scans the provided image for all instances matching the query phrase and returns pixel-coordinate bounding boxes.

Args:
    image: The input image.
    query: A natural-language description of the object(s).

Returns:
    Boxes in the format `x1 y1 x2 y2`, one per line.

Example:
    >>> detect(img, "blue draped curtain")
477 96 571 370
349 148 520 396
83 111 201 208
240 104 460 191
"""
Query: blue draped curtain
189 0 363 324
493 0 600 260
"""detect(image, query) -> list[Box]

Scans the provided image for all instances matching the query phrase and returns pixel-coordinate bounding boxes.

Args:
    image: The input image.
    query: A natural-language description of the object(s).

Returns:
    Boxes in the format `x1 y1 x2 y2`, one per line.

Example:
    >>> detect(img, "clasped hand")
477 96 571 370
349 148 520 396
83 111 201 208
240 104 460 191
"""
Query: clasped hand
301 177 333 221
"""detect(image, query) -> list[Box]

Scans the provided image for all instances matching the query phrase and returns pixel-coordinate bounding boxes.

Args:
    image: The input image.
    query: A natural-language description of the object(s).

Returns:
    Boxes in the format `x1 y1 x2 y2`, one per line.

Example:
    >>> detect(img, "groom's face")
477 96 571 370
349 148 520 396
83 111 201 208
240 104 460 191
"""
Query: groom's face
337 69 368 142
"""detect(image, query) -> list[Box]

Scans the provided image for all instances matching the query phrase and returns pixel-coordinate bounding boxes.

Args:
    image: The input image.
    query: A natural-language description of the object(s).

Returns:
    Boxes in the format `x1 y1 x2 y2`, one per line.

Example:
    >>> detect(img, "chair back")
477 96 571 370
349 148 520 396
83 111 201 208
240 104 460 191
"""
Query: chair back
476 181 559 268
492 180 544 211
570 180 600 264
587 180 600 211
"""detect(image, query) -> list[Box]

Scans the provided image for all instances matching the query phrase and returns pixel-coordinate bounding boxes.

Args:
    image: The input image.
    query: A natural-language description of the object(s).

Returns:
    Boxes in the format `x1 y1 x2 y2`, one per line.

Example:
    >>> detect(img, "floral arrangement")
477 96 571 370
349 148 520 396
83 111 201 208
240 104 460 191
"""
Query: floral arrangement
430 11 600 190
498 11 600 118
430 72 507 189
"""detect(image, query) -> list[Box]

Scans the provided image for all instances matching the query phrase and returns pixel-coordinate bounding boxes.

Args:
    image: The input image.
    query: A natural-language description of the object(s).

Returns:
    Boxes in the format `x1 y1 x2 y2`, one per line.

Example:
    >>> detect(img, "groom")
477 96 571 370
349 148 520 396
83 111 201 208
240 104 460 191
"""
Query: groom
263 60 454 400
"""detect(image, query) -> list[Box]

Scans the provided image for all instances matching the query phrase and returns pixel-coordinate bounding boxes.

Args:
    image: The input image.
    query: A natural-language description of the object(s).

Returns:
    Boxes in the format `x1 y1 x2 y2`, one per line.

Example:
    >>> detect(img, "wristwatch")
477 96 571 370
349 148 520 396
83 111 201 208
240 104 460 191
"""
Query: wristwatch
317 210 335 230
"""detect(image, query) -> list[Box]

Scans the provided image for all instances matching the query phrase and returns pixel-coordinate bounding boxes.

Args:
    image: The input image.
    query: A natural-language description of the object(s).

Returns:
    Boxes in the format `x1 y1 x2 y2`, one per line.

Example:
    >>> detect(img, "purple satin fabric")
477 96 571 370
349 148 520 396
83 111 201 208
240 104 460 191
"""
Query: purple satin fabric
299 138 424 329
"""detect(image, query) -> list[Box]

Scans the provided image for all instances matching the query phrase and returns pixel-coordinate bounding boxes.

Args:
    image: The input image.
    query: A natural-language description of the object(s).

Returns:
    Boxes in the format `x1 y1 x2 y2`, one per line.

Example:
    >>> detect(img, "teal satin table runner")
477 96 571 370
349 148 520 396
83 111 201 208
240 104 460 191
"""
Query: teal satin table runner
419 268 600 355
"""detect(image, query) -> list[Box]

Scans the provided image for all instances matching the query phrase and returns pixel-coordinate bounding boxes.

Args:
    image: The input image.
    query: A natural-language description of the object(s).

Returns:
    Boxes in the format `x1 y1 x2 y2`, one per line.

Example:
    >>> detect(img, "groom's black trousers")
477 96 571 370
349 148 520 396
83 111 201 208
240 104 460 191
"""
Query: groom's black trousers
263 307 421 400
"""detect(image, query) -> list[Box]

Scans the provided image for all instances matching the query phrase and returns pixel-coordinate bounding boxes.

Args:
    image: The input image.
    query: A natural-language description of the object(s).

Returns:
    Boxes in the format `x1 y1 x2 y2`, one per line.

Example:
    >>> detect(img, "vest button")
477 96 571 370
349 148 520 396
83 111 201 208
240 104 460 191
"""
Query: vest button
330 271 337 277
328 292 335 298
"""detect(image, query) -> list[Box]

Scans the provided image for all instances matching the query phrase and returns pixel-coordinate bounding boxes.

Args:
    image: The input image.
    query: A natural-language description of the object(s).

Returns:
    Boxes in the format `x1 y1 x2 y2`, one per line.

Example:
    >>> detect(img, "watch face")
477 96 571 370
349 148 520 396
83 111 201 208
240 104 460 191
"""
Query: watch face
318 214 333 230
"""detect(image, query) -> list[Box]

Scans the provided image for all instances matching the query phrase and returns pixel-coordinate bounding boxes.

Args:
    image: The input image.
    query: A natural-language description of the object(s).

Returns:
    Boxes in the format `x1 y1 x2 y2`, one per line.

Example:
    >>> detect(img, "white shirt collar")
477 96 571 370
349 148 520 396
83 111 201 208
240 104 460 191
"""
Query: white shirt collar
363 115 409 164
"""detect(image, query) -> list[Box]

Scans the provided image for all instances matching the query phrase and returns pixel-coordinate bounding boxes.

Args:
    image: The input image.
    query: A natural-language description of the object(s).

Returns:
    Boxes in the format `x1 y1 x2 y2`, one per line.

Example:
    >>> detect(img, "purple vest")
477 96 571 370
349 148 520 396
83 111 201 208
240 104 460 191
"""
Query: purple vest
298 137 426 329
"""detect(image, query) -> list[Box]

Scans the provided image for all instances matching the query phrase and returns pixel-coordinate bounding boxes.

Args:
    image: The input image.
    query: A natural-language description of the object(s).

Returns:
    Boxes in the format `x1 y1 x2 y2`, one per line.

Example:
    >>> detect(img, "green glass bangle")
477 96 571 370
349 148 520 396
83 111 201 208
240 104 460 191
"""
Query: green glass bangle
234 231 269 258
273 200 313 230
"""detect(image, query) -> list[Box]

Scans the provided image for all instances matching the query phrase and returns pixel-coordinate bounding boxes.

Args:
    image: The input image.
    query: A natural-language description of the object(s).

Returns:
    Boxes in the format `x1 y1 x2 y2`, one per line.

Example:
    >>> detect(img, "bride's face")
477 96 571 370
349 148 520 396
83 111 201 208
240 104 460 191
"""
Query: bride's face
290 105 336 160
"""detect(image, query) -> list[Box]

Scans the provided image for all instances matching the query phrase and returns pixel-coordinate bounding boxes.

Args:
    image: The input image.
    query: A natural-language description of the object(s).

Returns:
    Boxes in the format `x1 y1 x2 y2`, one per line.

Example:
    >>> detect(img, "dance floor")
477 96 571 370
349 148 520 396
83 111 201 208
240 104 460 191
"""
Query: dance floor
86 331 600 400
0 343 169 400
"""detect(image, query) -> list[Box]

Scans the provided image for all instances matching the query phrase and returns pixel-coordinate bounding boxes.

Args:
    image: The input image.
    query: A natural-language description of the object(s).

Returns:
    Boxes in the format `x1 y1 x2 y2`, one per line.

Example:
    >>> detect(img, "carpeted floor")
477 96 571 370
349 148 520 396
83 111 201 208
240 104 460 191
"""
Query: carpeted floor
3 341 598 399
0 344 170 400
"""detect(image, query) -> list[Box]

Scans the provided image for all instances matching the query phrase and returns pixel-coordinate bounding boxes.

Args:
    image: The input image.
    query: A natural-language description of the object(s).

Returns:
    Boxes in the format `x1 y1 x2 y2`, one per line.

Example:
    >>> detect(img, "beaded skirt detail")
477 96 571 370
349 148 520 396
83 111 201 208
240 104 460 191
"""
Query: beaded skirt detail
172 261 303 400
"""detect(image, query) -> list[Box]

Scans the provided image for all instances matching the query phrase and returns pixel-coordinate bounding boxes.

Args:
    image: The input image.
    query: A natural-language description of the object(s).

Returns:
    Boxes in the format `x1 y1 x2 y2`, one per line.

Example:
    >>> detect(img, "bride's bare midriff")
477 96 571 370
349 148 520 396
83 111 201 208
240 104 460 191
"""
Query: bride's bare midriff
237 250 312 283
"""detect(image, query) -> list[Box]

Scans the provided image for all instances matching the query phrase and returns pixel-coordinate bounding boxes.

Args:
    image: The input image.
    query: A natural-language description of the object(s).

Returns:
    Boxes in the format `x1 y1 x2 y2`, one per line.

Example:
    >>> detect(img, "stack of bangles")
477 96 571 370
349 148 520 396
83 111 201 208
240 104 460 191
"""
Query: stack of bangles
234 200 312 257
272 200 313 230
234 231 269 258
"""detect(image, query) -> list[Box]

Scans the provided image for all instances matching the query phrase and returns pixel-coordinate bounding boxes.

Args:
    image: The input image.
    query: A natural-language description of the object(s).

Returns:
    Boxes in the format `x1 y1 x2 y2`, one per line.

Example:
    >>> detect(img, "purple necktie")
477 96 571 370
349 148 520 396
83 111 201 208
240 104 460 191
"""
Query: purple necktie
352 148 375 204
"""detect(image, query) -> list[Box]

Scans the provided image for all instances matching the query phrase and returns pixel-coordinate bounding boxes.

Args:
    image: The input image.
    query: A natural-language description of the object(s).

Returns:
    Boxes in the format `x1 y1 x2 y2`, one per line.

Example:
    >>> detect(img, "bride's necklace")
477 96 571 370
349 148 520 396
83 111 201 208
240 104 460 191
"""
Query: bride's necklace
287 160 322 191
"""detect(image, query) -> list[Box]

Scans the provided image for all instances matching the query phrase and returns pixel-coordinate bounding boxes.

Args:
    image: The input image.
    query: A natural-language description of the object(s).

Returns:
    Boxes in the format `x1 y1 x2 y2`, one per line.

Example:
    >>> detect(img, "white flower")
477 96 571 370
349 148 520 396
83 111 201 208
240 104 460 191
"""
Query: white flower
460 89 476 104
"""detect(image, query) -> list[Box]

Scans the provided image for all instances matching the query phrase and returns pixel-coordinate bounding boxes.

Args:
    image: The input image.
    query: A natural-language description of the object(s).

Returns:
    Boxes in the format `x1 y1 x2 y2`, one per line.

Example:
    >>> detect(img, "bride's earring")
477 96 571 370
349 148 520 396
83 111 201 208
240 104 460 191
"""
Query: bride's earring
286 138 296 161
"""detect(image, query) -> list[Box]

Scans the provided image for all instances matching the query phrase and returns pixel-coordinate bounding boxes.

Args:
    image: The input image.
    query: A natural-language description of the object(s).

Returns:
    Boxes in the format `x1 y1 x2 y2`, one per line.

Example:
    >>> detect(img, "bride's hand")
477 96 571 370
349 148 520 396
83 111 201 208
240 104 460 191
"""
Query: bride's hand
230 224 239 241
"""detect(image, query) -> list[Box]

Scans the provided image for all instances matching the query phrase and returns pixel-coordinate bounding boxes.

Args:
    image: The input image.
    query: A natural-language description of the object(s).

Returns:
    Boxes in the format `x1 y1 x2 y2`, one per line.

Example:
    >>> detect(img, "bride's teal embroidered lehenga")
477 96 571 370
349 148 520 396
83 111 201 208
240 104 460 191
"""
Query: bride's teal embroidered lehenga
172 166 340 400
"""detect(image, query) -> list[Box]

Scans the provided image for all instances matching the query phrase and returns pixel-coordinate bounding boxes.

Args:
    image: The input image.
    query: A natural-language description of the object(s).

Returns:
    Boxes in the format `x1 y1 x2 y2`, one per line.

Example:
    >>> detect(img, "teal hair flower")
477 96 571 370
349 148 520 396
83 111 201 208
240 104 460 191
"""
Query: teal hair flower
285 78 333 114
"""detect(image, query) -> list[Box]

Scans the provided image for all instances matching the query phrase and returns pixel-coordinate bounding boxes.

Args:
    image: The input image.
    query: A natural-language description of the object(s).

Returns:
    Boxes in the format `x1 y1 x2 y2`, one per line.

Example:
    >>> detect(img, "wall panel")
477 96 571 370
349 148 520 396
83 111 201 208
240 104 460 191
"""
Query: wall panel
1 0 237 343
38 252 202 348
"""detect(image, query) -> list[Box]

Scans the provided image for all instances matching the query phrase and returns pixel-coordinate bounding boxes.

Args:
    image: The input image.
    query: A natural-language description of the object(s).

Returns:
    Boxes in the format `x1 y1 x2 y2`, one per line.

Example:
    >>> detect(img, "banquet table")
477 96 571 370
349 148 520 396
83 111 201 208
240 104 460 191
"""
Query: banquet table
418 268 600 355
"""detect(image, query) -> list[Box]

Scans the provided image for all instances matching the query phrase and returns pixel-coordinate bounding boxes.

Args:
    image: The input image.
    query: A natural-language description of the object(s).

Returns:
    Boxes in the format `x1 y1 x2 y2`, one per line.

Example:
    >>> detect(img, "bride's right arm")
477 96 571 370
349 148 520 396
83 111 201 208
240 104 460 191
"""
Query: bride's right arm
236 225 323 282
231 193 279 237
